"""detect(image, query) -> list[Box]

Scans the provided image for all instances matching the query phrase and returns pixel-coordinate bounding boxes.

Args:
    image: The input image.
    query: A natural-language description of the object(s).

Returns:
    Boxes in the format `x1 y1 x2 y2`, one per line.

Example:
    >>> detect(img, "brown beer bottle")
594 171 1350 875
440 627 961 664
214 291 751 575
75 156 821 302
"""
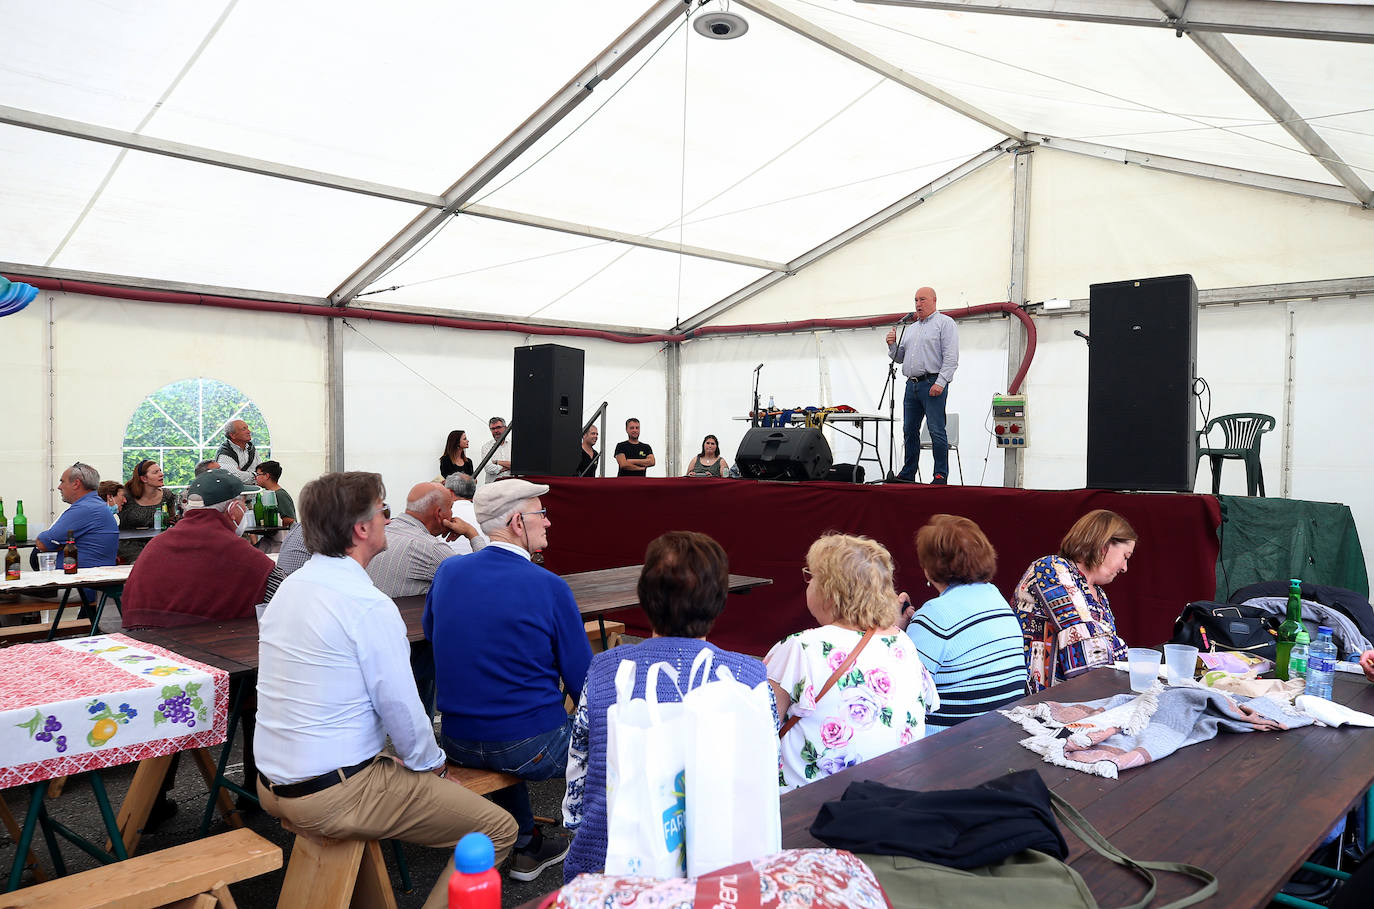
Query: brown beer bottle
62 532 78 575
5 542 18 580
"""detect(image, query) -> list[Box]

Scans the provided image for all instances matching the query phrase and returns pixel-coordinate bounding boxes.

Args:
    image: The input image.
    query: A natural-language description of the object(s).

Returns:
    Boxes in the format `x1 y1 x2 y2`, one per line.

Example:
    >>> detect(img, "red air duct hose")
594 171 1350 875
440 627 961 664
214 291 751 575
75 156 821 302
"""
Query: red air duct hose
19 276 1035 394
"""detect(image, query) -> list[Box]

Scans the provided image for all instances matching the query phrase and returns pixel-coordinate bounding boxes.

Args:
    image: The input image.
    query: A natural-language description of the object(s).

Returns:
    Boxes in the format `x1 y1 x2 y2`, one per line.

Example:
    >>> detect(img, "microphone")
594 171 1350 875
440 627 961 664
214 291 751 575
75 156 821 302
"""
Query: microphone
1074 330 1090 345
754 363 764 373
900 312 918 325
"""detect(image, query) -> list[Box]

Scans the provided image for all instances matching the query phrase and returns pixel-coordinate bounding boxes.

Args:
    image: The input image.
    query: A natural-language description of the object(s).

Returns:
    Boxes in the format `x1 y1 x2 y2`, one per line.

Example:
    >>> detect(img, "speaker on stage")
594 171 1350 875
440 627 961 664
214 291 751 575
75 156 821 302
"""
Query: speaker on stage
1087 274 1197 492
736 427 833 481
512 343 585 476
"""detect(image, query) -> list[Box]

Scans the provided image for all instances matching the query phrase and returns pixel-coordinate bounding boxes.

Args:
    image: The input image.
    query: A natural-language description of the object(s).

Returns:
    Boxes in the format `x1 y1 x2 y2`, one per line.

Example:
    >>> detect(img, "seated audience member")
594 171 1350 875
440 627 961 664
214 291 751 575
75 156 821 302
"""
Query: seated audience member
97 480 126 513
119 459 178 563
443 472 489 555
257 472 516 909
261 520 308 604
253 461 296 525
367 481 482 717
35 462 118 568
577 425 599 477
424 479 592 881
122 470 274 628
614 418 655 477
179 461 221 511
121 468 275 822
481 416 513 484
900 515 1026 733
440 429 474 479
563 531 775 882
1012 509 1136 693
216 420 260 483
766 533 938 792
684 433 729 478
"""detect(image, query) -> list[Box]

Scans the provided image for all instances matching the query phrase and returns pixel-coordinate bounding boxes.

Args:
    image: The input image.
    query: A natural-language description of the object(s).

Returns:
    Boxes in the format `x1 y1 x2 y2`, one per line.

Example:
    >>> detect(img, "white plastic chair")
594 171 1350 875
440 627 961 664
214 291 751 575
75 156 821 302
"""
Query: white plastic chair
918 412 963 484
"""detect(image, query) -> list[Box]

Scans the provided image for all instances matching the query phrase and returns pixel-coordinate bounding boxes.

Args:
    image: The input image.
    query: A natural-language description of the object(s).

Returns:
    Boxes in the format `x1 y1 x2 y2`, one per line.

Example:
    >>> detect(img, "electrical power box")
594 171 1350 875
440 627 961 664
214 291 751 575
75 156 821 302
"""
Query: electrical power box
992 393 1027 448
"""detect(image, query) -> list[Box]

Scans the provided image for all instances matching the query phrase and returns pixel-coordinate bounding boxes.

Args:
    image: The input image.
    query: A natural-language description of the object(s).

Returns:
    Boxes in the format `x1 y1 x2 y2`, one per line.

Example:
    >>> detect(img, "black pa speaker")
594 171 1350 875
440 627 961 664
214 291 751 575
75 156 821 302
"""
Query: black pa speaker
736 428 833 481
512 344 585 476
1087 274 1197 492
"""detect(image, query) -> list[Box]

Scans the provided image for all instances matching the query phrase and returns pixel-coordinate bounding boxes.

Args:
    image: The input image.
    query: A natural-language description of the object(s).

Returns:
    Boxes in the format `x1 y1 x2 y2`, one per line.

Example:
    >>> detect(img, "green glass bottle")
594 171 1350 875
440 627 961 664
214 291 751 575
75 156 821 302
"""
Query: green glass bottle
0 496 7 539
1275 578 1303 680
11 500 26 544
252 493 265 528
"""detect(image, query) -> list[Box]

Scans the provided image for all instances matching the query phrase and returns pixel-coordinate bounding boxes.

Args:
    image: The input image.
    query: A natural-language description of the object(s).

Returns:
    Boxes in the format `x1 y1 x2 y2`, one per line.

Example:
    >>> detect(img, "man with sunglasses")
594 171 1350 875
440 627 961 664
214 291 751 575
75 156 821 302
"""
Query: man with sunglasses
257 472 516 909
424 478 593 882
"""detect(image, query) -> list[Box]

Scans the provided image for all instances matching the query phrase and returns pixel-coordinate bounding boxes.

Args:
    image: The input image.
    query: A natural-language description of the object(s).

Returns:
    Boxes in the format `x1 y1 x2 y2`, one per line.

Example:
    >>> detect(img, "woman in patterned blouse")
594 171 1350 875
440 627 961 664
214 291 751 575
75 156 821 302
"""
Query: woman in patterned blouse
1012 509 1137 693
766 534 939 791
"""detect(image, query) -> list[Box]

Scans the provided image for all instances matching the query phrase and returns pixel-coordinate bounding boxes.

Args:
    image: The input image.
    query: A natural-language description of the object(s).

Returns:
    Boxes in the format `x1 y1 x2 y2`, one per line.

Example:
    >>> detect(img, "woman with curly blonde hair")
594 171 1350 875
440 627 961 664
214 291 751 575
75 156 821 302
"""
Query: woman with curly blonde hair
765 533 938 792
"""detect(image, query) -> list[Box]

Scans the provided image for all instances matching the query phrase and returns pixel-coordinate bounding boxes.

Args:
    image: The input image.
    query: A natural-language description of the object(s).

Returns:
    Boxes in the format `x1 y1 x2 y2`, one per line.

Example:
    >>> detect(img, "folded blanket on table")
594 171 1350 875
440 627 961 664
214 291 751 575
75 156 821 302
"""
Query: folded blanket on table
1002 682 1312 778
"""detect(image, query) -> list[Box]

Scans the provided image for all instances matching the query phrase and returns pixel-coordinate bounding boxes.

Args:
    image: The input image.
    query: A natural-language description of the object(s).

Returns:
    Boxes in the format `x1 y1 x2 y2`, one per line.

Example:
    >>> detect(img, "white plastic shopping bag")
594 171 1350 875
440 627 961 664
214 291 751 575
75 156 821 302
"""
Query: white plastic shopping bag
604 660 689 878
682 651 782 877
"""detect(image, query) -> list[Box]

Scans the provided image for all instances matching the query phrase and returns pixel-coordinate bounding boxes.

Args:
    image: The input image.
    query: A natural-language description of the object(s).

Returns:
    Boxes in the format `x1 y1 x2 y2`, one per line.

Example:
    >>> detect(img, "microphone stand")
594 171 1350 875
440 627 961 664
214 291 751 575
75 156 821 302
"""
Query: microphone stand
876 318 912 480
751 363 763 428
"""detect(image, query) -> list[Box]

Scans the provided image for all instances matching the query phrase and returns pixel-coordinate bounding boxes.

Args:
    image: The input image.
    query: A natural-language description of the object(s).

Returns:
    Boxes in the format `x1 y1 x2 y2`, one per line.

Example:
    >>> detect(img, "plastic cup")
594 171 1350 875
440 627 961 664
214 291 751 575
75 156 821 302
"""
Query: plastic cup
1164 644 1199 685
38 552 57 572
1128 648 1162 692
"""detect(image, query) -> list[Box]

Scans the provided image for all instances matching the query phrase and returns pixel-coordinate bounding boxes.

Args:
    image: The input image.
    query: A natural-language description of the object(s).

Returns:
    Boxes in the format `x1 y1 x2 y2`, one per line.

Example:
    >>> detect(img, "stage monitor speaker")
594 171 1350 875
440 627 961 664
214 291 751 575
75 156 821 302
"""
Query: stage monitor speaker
512 343 585 477
736 427 833 481
1087 274 1197 492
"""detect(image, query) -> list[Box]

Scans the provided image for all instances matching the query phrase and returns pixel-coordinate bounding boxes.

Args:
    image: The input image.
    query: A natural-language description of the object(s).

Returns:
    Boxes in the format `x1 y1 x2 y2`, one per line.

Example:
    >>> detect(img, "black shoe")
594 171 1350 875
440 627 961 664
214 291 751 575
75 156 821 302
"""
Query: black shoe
143 796 178 834
508 827 570 881
930 473 948 485
887 473 914 484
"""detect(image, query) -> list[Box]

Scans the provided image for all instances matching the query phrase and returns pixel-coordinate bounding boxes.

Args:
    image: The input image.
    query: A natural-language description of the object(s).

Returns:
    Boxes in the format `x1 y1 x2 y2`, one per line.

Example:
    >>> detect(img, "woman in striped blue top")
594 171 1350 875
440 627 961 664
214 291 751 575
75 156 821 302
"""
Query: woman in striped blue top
900 514 1028 734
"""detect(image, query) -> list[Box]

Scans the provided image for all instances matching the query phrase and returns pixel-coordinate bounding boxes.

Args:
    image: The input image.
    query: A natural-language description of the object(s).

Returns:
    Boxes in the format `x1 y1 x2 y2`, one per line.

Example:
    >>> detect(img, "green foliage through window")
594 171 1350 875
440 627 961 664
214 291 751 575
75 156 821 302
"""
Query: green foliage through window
122 378 271 490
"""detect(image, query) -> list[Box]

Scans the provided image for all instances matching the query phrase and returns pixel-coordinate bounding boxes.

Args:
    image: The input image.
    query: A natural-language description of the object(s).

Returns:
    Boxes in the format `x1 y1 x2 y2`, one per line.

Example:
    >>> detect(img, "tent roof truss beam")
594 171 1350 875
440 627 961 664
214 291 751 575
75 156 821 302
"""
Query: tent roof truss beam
1145 4 1374 207
1033 134 1364 206
855 0 1374 44
736 0 1024 140
677 140 1020 331
328 0 693 306
0 103 776 272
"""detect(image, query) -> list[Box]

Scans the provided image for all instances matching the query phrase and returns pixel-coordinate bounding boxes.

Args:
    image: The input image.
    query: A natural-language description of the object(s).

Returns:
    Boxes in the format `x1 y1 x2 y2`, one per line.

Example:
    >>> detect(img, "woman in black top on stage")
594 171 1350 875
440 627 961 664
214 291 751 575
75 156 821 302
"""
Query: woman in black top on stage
439 429 474 478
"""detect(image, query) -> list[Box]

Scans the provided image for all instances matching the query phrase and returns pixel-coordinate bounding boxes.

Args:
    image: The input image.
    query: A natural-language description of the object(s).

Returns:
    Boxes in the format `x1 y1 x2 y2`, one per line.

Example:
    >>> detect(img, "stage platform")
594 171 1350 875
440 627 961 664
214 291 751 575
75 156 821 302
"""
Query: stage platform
537 477 1221 658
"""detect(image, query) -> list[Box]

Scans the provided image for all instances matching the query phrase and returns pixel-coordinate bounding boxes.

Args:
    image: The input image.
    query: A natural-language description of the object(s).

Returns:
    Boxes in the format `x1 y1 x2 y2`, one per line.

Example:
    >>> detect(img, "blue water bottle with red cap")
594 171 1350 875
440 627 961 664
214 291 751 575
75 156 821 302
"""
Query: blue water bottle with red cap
449 832 501 909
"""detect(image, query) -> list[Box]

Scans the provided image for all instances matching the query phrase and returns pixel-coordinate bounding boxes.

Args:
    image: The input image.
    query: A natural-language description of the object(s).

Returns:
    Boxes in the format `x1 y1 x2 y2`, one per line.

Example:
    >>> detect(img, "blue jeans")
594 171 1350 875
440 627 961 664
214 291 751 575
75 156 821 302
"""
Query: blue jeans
442 718 573 839
900 376 949 480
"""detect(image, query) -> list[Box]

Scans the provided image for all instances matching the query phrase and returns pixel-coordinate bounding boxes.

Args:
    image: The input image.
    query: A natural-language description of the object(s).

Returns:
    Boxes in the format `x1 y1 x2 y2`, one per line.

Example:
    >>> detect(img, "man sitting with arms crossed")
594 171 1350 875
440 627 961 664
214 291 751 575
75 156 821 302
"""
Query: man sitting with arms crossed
367 481 484 717
425 478 593 882
256 472 516 908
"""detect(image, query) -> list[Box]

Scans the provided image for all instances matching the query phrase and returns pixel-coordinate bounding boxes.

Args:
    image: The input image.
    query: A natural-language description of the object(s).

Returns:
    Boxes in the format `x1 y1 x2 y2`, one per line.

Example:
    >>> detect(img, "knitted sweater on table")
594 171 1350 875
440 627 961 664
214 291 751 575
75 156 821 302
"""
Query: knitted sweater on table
563 638 768 882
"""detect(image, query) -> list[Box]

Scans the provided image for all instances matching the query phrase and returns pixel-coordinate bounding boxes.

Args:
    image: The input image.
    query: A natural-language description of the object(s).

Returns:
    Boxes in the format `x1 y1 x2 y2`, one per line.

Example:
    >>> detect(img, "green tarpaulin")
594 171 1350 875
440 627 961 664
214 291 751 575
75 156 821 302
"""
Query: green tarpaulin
1215 495 1368 599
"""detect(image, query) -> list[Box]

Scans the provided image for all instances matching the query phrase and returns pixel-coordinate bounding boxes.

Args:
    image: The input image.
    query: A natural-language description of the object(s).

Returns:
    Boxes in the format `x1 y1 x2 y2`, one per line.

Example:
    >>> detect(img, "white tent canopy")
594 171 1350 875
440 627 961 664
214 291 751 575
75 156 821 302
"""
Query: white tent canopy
3 0 1373 575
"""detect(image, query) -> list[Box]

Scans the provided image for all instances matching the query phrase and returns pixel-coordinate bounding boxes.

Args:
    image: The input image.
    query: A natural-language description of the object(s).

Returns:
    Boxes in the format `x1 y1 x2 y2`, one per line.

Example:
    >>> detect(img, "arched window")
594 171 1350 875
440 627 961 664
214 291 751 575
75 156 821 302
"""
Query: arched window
122 378 272 490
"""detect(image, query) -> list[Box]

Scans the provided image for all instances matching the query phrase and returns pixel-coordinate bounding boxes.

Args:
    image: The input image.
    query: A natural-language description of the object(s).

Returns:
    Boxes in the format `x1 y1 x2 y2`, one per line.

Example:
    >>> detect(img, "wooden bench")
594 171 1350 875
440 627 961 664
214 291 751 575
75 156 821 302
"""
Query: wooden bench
585 619 624 653
446 765 520 796
0 619 89 646
0 828 281 908
277 832 397 909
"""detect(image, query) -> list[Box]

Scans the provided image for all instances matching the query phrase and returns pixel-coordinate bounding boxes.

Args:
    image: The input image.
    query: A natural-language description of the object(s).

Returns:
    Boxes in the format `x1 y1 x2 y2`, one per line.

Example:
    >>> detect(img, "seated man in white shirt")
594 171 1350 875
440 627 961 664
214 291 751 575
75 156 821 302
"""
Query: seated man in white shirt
443 472 489 555
255 471 516 908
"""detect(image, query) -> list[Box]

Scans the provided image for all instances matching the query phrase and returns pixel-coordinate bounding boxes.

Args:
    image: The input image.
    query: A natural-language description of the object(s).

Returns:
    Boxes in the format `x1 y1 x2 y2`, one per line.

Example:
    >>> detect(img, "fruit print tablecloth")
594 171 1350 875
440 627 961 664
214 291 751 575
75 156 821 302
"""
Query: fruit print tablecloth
0 633 228 788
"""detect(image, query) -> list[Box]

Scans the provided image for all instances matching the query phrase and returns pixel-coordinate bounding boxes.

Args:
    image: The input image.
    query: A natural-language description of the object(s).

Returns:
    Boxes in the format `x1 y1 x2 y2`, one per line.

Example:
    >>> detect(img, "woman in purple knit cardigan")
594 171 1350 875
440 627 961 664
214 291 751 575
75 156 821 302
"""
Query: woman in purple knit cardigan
561 531 776 882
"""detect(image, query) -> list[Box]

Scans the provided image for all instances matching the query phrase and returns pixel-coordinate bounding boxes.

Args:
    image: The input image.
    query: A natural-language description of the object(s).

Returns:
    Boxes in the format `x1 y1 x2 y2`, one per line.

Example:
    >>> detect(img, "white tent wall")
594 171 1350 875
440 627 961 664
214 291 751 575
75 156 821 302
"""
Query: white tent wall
680 315 1010 484
340 321 669 487
2 299 53 527
710 157 1016 323
1026 148 1374 301
2 291 329 532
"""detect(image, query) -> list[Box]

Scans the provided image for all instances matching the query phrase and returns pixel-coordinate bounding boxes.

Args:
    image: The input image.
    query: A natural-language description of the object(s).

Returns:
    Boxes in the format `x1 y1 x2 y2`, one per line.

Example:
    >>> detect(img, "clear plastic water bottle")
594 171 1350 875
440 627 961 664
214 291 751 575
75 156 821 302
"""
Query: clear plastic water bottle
1304 625 1336 700
1289 629 1310 682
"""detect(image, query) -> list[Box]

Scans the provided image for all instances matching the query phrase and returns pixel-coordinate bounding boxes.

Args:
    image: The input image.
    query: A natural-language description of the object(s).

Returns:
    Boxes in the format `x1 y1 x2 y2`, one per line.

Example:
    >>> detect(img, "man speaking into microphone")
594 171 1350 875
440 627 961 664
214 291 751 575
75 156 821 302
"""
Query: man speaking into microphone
885 285 959 484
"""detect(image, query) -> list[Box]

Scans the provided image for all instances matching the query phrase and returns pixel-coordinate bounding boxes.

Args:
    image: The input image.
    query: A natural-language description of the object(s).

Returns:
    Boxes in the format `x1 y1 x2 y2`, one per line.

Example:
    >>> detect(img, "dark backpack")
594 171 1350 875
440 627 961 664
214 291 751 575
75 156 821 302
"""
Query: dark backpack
1169 601 1280 659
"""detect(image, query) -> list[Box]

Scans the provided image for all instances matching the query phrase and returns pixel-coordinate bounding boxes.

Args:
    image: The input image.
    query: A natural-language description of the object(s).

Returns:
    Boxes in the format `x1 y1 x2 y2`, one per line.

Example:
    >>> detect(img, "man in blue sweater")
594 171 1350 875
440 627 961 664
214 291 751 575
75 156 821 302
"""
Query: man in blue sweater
424 478 592 882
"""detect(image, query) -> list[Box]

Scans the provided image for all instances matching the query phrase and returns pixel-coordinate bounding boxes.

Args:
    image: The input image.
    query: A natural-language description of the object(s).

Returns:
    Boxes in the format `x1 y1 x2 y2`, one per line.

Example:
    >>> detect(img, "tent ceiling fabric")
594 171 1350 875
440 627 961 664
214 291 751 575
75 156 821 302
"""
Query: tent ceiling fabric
0 0 1368 329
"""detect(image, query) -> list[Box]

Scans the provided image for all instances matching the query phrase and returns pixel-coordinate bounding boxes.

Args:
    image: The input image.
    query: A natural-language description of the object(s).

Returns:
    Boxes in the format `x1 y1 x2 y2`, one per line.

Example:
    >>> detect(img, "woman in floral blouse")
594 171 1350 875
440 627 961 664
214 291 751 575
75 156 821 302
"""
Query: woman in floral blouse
765 533 938 792
1012 509 1137 693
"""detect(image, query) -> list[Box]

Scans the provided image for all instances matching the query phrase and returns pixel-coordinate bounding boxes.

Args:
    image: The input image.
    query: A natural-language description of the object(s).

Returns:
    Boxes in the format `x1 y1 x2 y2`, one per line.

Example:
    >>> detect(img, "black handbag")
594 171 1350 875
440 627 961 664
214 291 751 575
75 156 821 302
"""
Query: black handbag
1169 601 1279 659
